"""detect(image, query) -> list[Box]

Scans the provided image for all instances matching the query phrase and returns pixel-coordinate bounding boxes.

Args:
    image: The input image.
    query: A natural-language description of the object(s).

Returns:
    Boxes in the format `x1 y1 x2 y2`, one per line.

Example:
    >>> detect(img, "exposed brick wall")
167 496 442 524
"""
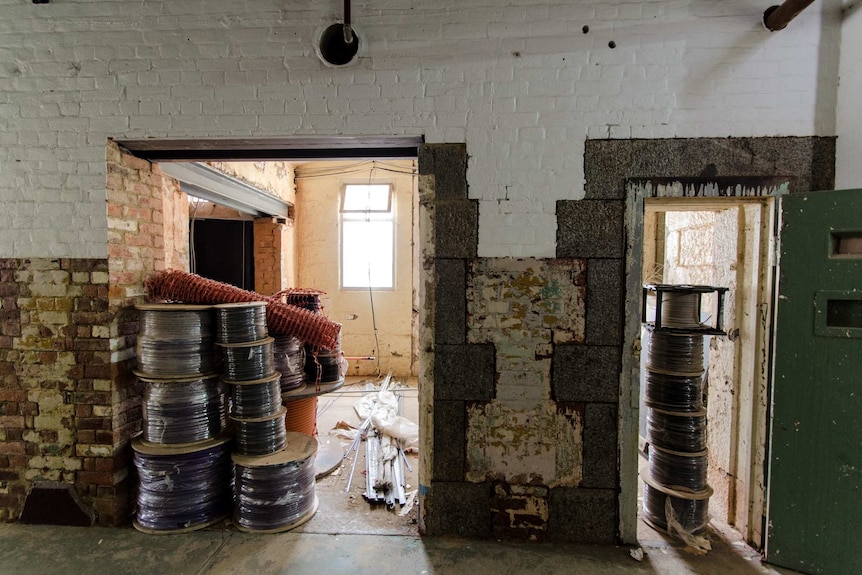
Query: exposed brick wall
0 258 112 522
0 144 192 524
253 217 293 296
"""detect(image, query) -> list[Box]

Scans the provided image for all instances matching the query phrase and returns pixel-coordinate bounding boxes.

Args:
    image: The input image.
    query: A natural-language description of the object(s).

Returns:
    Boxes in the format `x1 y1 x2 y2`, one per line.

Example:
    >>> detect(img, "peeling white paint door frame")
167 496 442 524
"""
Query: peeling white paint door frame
621 181 781 546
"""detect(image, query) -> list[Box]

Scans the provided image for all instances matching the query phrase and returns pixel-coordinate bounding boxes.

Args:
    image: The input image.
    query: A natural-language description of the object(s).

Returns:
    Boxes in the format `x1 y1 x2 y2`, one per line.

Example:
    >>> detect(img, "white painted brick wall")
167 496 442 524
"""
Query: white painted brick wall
836 1 862 189
0 0 844 258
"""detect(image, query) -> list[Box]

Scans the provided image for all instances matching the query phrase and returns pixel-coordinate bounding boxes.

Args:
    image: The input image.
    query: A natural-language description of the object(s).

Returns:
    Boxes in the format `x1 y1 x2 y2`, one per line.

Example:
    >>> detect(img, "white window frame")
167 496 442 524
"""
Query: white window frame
340 183 396 290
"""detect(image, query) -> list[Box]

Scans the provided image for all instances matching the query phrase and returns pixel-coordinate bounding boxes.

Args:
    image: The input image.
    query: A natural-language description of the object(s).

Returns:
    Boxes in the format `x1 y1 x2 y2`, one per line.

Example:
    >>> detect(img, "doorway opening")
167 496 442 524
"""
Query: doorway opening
107 139 422 535
636 195 776 549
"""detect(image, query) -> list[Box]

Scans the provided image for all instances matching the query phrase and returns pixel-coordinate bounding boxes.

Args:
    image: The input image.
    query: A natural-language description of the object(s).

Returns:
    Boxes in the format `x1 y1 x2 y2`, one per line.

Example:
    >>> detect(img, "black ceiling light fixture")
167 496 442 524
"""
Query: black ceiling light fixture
317 0 360 66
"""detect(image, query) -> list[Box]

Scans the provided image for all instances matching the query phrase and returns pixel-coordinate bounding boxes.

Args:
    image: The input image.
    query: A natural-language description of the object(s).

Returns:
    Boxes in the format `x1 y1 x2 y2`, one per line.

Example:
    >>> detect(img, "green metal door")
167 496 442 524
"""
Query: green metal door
767 189 862 574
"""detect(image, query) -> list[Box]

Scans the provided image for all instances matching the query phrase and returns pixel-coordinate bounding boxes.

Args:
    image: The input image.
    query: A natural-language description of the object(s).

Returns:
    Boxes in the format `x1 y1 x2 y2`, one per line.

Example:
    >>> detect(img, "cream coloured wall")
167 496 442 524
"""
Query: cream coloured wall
295 161 416 377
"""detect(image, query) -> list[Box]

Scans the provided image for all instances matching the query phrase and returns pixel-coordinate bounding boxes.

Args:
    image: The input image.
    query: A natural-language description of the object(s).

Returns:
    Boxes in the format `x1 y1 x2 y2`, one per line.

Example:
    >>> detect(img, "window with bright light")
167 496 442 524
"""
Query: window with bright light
341 184 394 289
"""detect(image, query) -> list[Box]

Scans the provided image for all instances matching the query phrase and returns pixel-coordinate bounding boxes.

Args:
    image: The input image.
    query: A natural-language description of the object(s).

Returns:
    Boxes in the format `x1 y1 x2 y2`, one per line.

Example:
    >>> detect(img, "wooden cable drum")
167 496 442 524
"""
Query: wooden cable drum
139 374 229 445
214 301 269 344
218 337 276 382
132 434 233 534
283 396 318 436
641 470 712 535
135 304 218 377
232 406 287 457
225 372 283 420
232 432 318 533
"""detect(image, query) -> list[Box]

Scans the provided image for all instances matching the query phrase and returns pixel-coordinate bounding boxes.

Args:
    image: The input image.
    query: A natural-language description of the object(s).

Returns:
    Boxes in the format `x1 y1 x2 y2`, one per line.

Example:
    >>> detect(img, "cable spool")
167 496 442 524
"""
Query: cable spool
273 335 305 392
139 374 229 444
214 301 269 344
281 291 324 314
648 445 709 492
226 372 283 419
232 407 287 456
284 396 318 436
641 472 712 535
647 408 708 453
219 337 276 381
660 291 704 329
643 370 705 412
135 304 218 377
645 330 705 375
232 432 318 533
132 435 233 533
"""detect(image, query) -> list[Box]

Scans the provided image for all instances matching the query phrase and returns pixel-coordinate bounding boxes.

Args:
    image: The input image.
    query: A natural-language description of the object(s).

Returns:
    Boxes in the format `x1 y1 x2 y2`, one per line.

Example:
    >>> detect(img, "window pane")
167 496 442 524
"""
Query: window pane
342 220 394 288
342 184 391 212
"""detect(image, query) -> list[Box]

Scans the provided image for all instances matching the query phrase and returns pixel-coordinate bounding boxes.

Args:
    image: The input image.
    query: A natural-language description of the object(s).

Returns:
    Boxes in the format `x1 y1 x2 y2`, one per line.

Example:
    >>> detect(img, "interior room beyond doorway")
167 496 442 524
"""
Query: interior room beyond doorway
639 197 775 550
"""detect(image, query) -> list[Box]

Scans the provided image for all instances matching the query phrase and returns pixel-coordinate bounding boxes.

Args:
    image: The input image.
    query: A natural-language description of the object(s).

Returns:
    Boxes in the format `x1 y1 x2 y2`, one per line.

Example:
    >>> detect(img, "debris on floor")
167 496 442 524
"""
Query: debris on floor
328 373 418 512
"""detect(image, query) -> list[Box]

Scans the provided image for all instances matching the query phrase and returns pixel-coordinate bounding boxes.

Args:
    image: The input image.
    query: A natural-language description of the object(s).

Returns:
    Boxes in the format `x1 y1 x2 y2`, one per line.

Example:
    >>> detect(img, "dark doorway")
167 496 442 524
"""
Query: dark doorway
191 218 254 290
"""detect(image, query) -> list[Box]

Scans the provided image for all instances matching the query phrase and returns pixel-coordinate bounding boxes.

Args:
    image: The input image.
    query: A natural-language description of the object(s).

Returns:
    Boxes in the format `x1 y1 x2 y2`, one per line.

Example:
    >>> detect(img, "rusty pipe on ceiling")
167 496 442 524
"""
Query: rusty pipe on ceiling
763 0 817 31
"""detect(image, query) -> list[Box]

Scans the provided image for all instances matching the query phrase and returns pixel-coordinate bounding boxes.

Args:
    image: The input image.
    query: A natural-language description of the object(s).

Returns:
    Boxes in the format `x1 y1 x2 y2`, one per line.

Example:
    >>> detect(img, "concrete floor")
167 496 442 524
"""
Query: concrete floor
0 522 801 575
0 377 802 575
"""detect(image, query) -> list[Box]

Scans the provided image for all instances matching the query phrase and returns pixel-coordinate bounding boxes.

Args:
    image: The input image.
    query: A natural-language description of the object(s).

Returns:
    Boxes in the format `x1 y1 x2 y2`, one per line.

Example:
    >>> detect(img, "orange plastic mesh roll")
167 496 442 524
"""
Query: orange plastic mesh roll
283 397 317 437
145 270 341 350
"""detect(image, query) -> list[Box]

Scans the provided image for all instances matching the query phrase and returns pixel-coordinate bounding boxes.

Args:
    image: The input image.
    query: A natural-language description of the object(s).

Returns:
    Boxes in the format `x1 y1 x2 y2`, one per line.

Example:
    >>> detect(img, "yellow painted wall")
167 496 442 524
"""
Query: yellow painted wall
295 161 417 377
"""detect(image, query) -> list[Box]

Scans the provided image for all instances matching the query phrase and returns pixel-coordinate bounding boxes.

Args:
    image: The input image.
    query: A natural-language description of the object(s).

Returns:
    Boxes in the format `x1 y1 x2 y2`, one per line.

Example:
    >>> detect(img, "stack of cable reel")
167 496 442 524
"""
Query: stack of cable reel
215 301 319 532
132 304 233 534
276 289 346 477
216 302 286 457
640 285 728 538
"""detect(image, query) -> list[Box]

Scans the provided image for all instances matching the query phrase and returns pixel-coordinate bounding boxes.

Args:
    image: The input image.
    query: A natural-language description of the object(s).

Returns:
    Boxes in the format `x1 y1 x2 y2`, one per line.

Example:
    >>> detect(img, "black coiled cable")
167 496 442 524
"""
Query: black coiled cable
133 439 233 532
215 302 268 344
229 374 282 419
232 408 287 456
220 338 275 381
142 377 230 444
304 347 342 384
646 330 705 374
643 370 705 412
136 306 217 376
647 409 707 453
648 447 709 492
273 335 305 392
642 482 710 534
233 436 317 531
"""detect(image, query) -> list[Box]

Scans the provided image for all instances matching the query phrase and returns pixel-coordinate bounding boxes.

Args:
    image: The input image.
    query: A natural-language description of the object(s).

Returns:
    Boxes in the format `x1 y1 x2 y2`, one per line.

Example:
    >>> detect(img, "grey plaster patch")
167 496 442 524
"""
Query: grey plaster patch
552 345 620 403
434 343 495 400
586 258 624 346
581 403 619 489
435 258 466 345
548 487 617 543
435 200 479 259
433 400 466 481
556 201 624 259
584 137 836 200
424 481 492 537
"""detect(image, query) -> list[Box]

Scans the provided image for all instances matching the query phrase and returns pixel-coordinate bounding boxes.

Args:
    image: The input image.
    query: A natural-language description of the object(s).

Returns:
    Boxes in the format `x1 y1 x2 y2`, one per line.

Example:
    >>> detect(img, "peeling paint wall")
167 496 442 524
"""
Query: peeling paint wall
295 161 416 377
464 258 586 495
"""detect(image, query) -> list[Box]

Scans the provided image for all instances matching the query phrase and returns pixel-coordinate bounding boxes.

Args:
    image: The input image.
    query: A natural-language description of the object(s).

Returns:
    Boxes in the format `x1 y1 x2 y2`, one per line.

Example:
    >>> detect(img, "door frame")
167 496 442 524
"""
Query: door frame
621 179 782 546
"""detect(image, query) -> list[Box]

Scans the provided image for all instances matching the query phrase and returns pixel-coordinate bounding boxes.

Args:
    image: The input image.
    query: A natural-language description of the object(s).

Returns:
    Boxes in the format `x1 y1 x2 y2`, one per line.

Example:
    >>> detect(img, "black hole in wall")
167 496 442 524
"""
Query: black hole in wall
318 23 360 66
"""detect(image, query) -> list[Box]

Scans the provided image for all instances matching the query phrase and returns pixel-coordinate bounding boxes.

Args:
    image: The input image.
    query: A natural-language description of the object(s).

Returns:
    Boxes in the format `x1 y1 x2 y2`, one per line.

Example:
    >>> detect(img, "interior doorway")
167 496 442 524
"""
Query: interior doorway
108 138 422 535
637 196 776 548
